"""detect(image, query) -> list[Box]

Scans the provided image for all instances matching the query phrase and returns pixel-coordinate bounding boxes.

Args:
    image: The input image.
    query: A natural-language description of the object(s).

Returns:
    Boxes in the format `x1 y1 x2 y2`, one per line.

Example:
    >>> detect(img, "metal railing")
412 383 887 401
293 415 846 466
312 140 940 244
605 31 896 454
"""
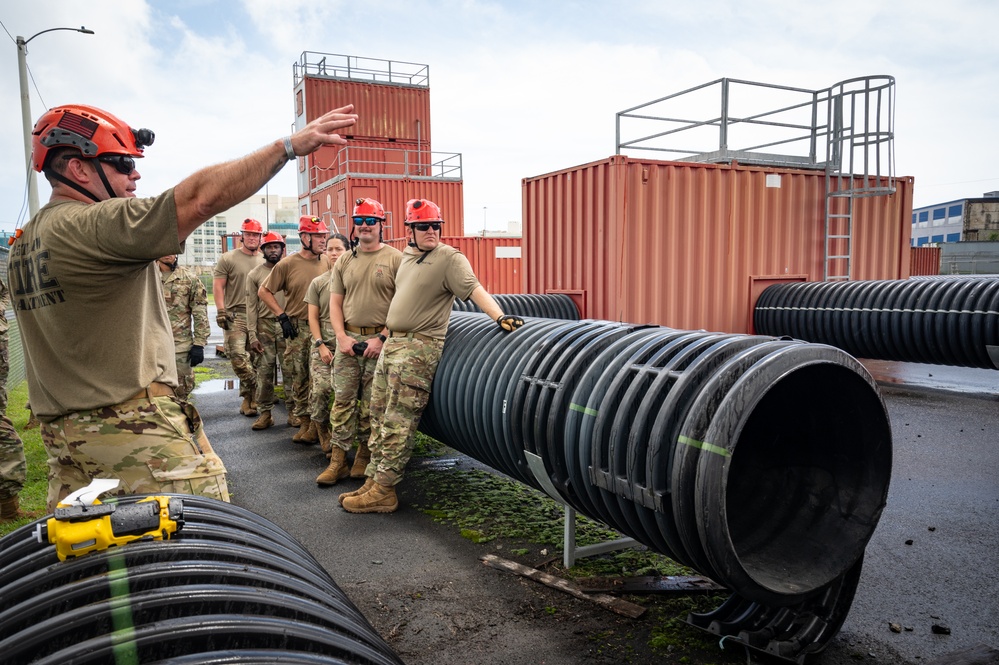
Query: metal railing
294 52 429 88
310 145 462 190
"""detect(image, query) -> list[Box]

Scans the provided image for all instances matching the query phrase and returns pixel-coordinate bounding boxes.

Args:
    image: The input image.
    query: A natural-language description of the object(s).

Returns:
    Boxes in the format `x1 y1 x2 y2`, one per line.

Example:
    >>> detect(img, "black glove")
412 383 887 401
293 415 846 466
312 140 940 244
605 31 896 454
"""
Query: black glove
352 341 368 356
496 314 524 332
277 313 298 339
188 345 205 367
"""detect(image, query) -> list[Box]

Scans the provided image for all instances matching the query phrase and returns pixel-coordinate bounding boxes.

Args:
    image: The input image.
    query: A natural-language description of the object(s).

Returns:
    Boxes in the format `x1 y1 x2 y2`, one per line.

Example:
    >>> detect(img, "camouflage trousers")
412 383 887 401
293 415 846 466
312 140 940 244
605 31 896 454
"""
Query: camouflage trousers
223 308 257 400
41 395 229 512
0 335 25 500
175 350 195 400
328 332 380 452
309 327 336 424
282 317 312 419
254 319 293 414
365 336 444 486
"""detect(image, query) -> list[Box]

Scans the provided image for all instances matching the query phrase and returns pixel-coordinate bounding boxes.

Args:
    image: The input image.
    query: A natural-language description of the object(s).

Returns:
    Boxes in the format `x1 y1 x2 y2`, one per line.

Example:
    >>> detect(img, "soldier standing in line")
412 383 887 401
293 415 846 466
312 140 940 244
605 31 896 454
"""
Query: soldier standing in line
0 278 26 522
246 231 294 430
258 216 332 442
213 218 264 417
318 199 401 486
157 255 209 399
304 233 349 455
340 199 523 513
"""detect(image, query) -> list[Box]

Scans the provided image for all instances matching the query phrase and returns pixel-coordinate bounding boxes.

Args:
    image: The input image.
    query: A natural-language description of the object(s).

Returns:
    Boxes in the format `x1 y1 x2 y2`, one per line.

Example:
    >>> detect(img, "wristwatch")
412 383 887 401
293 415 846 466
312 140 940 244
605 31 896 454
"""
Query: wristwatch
313 339 324 348
377 333 387 343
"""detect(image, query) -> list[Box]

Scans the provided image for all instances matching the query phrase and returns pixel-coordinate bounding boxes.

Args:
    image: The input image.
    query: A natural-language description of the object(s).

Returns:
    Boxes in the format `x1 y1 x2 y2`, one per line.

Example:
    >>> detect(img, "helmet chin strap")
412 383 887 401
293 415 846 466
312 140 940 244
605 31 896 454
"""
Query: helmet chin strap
47 160 118 203
408 228 435 264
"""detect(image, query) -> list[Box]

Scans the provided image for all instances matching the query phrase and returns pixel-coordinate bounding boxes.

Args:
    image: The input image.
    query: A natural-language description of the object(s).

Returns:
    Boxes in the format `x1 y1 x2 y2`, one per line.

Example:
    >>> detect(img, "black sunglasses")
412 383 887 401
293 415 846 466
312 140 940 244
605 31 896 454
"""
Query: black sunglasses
96 154 137 175
411 222 441 232
352 216 381 226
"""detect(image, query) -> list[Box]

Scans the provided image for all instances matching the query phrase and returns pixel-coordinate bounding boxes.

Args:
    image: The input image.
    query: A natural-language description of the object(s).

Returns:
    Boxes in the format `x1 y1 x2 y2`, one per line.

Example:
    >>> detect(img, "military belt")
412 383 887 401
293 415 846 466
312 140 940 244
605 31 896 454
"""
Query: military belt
129 382 176 401
388 331 437 343
345 324 385 335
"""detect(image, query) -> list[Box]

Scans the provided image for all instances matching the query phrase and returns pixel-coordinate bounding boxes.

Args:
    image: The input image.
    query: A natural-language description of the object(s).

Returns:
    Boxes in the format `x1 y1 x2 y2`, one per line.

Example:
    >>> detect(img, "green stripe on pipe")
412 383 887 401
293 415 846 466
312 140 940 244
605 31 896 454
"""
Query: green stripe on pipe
569 403 598 417
108 552 139 665
678 435 731 458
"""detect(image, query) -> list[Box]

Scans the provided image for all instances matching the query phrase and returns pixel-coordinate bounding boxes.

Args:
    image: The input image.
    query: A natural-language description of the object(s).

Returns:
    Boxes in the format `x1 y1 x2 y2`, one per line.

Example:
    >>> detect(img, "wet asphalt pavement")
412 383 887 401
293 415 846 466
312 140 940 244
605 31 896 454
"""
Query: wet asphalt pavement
198 310 999 663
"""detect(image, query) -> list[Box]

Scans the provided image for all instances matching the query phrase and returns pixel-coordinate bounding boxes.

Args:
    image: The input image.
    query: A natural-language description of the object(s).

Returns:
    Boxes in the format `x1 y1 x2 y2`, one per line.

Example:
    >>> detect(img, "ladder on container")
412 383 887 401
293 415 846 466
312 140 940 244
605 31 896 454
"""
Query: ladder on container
824 172 854 282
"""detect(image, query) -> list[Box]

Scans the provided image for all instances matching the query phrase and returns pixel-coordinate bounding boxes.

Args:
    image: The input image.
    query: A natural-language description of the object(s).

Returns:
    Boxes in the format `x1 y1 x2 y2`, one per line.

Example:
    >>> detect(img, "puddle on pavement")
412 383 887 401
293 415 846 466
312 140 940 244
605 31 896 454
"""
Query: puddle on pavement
194 379 240 394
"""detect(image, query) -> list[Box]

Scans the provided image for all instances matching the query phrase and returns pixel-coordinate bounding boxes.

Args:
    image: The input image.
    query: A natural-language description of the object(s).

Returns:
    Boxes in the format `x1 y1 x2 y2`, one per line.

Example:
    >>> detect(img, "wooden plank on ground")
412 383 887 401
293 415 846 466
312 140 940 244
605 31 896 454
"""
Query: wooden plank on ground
480 554 646 619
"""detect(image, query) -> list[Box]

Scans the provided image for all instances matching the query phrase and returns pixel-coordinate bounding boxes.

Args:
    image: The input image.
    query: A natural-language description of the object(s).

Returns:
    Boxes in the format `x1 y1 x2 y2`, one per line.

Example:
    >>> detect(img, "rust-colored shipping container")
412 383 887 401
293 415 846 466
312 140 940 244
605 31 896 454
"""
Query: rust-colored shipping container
385 236 523 296
304 140 456 191
523 155 914 334
304 177 465 238
909 246 941 276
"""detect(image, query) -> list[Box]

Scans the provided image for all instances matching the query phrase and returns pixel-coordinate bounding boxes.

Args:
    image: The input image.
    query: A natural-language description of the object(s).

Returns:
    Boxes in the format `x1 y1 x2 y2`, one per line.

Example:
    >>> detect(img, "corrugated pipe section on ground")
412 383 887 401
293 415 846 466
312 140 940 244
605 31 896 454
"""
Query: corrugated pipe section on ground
0 495 402 665
420 313 892 663
754 277 999 369
452 293 580 319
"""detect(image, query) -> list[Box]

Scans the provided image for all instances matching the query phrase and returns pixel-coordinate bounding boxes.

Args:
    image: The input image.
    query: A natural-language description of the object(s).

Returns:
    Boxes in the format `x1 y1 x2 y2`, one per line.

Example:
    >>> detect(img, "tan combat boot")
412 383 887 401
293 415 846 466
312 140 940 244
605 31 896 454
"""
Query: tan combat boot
291 416 314 443
338 477 374 505
342 481 398 513
350 442 370 478
316 447 350 485
317 423 332 454
287 413 302 427
240 396 258 417
0 494 20 522
251 410 274 430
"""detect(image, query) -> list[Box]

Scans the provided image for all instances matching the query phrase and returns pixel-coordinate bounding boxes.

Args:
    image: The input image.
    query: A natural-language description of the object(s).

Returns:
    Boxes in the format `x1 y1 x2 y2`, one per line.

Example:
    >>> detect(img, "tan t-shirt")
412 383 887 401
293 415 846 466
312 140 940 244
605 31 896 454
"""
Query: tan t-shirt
330 245 403 328
245 262 285 343
213 248 263 312
304 272 334 339
10 190 183 421
386 244 479 339
261 251 331 320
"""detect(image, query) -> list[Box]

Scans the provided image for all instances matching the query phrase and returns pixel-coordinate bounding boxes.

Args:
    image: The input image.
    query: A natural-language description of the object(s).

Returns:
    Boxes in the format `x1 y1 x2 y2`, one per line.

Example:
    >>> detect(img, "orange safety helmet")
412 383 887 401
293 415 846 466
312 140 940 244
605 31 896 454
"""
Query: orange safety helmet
298 215 329 234
31 104 153 173
241 218 264 233
352 198 386 220
405 199 444 224
261 231 285 246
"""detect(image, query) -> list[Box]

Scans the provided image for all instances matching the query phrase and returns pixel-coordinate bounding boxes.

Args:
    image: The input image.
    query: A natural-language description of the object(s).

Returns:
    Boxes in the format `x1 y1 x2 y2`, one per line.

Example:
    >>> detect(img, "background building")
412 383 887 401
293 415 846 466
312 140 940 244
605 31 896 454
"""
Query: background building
180 193 300 268
910 192 999 246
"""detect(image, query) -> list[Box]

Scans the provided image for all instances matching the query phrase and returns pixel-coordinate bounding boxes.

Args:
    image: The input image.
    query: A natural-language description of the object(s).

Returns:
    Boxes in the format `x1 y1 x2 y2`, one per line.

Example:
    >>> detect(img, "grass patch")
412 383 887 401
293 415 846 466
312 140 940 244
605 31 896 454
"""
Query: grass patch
0 381 48 537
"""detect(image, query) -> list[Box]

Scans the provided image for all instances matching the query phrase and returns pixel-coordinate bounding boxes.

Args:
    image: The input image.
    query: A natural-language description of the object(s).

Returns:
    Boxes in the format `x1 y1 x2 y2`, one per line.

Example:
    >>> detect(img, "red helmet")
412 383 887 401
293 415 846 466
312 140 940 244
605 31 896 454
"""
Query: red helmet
405 199 444 224
298 215 329 234
31 104 153 172
241 218 264 233
261 231 285 246
353 198 386 220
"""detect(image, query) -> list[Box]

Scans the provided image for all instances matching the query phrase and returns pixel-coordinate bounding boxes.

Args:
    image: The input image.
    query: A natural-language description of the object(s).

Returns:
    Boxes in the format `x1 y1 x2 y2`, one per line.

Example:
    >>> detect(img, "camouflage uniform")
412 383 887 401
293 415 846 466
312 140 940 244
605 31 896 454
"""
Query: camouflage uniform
0 279 26 501
329 333 380 451
214 250 263 404
309 329 336 425
224 310 257 402
285 323 312 419
160 266 209 399
365 336 445 486
42 395 228 511
252 318 293 414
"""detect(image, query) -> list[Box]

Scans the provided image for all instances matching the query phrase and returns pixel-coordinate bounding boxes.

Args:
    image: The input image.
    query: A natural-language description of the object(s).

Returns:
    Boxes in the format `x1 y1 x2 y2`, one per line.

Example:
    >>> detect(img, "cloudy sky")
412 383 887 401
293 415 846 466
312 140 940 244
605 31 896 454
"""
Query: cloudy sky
2 0 996 236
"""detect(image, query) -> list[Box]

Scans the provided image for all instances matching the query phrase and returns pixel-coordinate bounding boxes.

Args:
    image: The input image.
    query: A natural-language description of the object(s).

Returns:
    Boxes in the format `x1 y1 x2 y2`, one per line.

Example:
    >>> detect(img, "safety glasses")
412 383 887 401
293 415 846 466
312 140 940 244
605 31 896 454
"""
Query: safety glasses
352 216 382 226
411 222 442 232
96 154 137 175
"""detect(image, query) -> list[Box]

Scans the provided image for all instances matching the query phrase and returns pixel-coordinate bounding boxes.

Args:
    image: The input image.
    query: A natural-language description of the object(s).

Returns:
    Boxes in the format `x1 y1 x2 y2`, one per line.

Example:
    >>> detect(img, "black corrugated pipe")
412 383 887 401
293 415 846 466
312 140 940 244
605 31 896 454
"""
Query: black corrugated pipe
452 293 580 320
420 313 892 662
0 495 402 665
754 277 999 369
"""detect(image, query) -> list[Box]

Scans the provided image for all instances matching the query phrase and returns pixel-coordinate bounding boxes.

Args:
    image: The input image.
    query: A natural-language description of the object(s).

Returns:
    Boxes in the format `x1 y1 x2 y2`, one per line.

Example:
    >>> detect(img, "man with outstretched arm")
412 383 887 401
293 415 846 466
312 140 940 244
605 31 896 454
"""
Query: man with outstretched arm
11 103 356 510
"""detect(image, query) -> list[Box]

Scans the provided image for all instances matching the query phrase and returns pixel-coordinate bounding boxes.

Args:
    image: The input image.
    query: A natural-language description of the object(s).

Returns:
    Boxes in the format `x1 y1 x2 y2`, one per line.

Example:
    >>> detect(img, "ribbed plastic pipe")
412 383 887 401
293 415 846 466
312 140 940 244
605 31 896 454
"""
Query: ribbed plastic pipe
422 314 892 609
0 495 402 665
452 293 579 320
754 277 999 369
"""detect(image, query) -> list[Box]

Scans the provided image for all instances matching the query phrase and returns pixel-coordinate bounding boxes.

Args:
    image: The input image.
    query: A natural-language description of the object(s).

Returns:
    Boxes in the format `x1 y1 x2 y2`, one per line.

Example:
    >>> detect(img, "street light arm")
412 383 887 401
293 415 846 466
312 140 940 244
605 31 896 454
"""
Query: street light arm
22 26 94 46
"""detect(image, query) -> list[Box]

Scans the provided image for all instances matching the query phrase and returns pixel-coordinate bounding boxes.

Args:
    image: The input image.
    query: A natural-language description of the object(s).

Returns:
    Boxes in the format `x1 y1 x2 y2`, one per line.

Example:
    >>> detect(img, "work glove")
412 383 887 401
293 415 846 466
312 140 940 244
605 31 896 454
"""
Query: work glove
496 314 524 332
352 341 368 356
216 310 231 330
277 313 298 339
188 345 205 367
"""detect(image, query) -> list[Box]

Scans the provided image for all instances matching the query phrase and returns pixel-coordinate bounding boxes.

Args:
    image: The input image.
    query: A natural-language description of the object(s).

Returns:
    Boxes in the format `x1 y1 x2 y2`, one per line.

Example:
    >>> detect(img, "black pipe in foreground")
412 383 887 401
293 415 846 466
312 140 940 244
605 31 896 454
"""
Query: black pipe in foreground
420 313 893 662
754 277 999 369
452 293 580 320
0 495 402 665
